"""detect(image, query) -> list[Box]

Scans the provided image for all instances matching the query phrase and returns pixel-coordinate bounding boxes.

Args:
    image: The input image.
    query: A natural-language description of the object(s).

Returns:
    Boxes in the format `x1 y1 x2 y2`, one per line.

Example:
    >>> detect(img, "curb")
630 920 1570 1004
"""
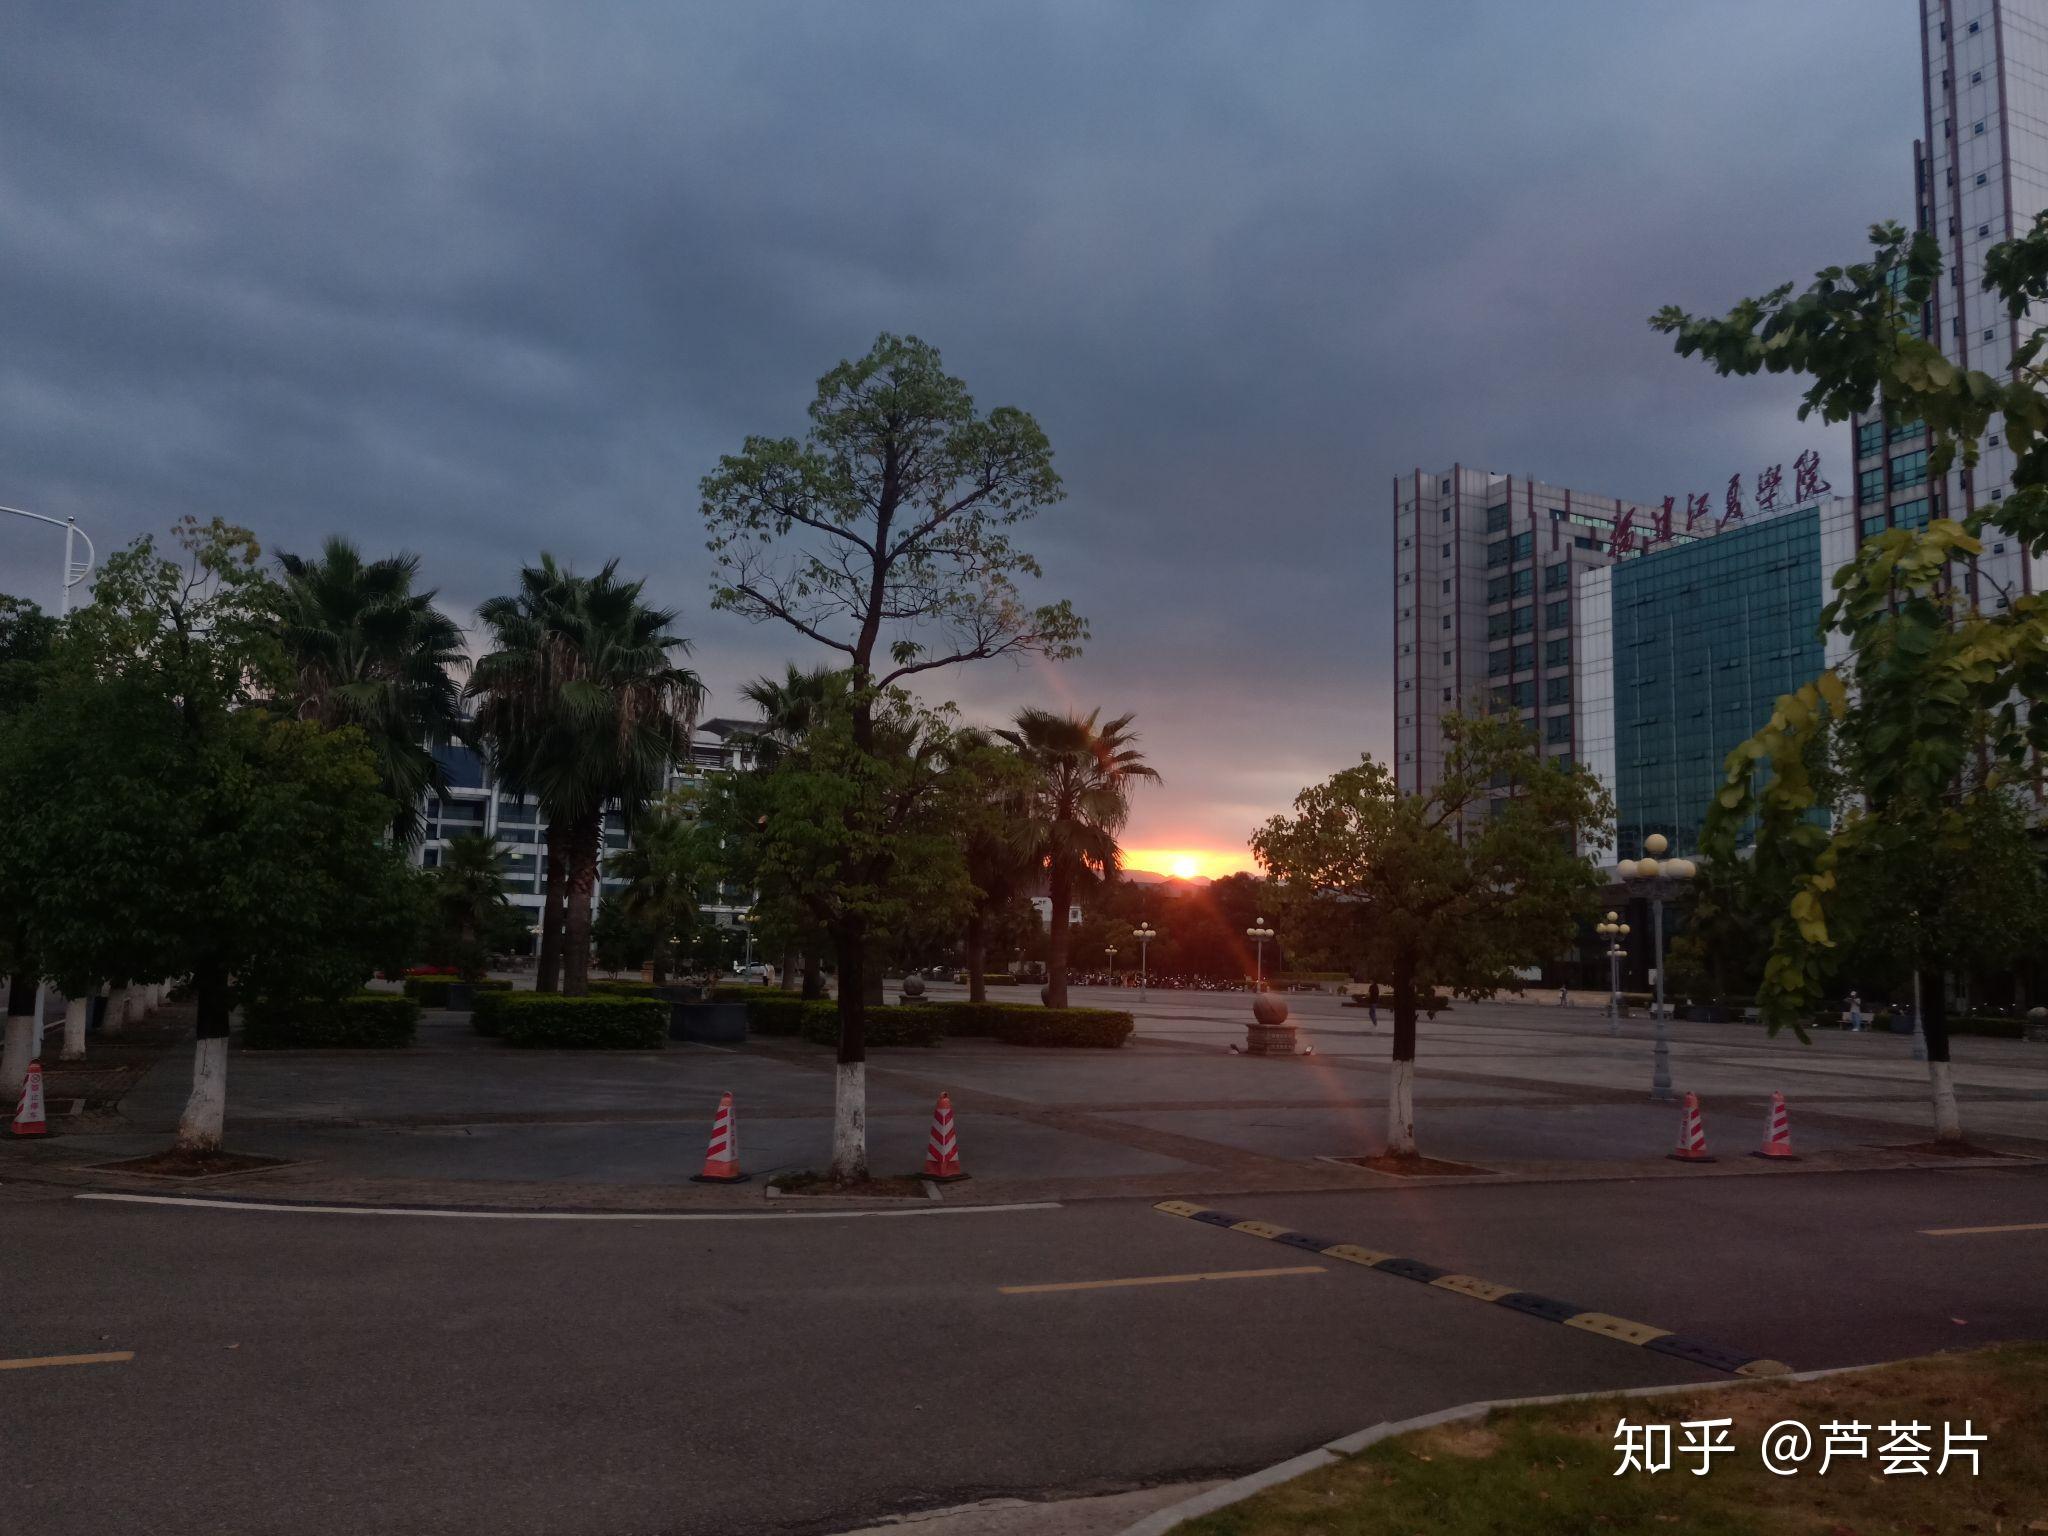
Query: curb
1113 1360 1876 1535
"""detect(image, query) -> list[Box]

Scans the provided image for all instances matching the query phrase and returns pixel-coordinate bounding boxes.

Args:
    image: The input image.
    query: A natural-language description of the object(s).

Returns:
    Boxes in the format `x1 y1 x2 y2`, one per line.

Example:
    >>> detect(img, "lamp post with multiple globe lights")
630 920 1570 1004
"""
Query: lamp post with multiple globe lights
1134 923 1157 1001
1595 910 1630 1037
1104 945 1118 988
1246 917 1276 992
1621 833 1693 1101
1 505 94 615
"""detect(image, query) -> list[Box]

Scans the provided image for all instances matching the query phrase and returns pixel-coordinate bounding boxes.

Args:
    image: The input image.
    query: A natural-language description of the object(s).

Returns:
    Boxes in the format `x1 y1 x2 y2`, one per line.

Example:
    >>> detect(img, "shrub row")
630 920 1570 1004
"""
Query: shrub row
485 994 668 1049
744 995 1131 1049
242 993 420 1049
402 976 513 1007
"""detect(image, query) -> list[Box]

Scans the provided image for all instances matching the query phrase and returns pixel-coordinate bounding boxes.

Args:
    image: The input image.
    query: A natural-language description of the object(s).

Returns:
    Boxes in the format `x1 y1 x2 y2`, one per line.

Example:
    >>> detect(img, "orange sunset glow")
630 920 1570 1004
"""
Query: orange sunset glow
1121 847 1258 881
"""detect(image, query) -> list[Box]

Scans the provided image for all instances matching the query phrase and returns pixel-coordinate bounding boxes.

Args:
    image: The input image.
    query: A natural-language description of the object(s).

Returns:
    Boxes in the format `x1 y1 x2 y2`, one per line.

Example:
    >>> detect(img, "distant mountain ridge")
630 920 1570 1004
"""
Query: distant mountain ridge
1122 869 1210 892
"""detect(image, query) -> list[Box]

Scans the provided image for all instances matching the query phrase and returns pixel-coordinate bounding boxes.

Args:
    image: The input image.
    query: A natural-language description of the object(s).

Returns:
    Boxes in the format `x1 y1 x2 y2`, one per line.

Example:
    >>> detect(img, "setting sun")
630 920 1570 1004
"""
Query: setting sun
1123 847 1258 881
1170 856 1198 879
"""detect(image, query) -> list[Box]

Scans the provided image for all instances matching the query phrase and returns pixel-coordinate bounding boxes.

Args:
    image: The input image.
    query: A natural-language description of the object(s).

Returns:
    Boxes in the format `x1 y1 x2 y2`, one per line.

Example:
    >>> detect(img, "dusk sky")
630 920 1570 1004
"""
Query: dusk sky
0 3 1921 875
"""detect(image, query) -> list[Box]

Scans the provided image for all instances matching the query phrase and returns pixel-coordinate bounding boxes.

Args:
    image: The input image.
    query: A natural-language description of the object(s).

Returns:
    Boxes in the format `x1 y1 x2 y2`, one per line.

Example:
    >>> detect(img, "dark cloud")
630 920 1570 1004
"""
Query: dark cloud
0 1 1920 863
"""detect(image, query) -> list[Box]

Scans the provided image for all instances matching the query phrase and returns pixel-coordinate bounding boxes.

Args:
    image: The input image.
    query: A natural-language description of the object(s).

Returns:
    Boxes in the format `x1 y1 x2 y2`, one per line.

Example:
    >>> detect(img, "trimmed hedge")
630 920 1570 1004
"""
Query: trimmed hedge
746 994 808 1035
491 994 667 1049
979 1003 1132 1048
743 996 1131 1048
242 993 420 1049
799 1002 945 1048
403 976 513 1007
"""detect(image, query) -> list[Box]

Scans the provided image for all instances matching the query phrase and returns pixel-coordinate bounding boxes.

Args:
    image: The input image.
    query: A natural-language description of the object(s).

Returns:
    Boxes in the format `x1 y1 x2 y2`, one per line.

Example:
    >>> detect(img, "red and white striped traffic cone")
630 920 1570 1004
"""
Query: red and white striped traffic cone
1752 1091 1797 1160
923 1092 966 1182
691 1091 747 1183
1667 1091 1715 1163
11 1061 48 1137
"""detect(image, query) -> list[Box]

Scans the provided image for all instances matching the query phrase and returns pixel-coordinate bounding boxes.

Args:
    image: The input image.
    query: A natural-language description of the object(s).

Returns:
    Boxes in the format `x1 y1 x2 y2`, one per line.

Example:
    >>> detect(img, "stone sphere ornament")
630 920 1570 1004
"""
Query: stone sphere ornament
1252 993 1291 1027
1237 990 1303 1056
901 972 926 1000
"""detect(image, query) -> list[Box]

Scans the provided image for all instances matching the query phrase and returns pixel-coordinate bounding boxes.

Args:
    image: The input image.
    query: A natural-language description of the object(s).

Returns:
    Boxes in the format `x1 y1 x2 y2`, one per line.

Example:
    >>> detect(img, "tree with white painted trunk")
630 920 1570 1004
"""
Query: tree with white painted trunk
0 519 419 1155
699 335 1084 1180
1657 218 2048 1144
1250 716 1613 1159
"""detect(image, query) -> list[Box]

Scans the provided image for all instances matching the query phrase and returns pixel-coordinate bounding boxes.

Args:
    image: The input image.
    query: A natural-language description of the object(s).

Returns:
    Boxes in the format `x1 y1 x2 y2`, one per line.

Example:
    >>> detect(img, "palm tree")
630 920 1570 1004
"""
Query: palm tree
954 730 1037 1004
997 709 1160 1008
468 558 704 995
431 832 512 981
607 798 705 986
274 537 465 845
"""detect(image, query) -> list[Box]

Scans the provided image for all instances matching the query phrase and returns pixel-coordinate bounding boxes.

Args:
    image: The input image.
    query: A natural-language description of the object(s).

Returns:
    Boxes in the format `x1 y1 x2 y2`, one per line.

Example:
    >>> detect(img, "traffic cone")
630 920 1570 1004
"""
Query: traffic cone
11 1062 48 1137
1667 1091 1715 1163
1751 1091 1797 1160
690 1091 747 1183
923 1092 966 1182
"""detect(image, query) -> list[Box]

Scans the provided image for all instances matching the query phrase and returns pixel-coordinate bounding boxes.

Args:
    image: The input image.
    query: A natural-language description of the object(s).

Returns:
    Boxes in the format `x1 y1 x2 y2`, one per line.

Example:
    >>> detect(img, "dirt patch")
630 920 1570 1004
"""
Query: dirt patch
767 1171 931 1199
1337 1153 1494 1177
90 1150 292 1179
1409 1422 1503 1460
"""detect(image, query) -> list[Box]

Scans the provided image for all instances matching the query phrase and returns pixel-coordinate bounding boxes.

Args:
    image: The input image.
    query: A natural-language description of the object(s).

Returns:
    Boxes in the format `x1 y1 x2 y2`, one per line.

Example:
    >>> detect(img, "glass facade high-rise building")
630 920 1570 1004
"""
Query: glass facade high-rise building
1573 503 1851 861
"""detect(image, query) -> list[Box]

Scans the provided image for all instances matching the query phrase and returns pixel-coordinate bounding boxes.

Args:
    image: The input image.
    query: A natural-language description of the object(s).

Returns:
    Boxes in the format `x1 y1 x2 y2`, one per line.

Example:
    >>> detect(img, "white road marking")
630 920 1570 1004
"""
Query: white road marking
75 1192 1060 1222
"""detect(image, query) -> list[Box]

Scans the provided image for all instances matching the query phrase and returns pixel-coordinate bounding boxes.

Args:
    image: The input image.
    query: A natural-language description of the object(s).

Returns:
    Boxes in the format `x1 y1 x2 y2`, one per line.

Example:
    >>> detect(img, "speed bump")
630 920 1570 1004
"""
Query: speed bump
1149 1205 1791 1379
1433 1274 1516 1303
1565 1311 1671 1346
1230 1219 1293 1240
1320 1243 1395 1268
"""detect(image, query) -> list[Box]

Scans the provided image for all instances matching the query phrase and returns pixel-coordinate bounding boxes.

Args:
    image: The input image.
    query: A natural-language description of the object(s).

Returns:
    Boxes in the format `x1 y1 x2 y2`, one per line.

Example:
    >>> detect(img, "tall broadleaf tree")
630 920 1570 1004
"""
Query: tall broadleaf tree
273 536 465 846
997 709 1160 1008
1652 215 2048 1140
1252 714 1612 1157
699 333 1084 1178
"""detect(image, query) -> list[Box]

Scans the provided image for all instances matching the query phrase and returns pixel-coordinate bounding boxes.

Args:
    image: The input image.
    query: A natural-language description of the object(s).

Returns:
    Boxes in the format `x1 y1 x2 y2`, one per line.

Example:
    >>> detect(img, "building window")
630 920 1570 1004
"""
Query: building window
1486 502 1510 534
1511 642 1534 671
1441 688 1452 703
1545 598 1569 628
1973 70 1983 84
1487 573 1511 603
1510 605 1534 635
1980 223 1991 236
1510 530 1534 561
1549 673 1572 704
1487 540 1511 568
1986 329 1996 341
1975 121 1986 135
1441 650 1451 665
1510 681 1535 709
1545 715 1572 745
1489 649 1512 677
1858 465 1886 503
1857 419 1883 458
1860 513 1889 539
1441 543 1451 557
1890 448 1929 489
1976 172 1988 187
1511 567 1534 597
1441 615 1453 630
1544 561 1569 590
1488 613 1512 640
1893 497 1931 531
1545 636 1570 667
1890 417 1924 442
1441 578 1452 593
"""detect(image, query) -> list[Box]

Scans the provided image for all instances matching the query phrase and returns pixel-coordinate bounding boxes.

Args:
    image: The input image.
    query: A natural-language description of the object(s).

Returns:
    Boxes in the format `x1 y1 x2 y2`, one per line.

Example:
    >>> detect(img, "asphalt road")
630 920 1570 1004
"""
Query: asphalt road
6 1165 2047 1535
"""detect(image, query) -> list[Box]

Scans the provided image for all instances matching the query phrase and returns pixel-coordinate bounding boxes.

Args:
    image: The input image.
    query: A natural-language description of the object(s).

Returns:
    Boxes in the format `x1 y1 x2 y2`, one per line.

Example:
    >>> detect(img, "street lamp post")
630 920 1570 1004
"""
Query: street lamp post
1134 923 1157 1001
1595 910 1630 1038
1105 945 1117 988
1621 833 1694 1102
1 505 95 614
1246 918 1275 992
742 911 758 981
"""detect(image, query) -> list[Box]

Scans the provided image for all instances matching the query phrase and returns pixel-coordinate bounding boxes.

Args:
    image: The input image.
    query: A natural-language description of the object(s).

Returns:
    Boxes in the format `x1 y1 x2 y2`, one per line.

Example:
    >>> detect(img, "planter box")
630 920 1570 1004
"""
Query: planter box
670 1000 747 1044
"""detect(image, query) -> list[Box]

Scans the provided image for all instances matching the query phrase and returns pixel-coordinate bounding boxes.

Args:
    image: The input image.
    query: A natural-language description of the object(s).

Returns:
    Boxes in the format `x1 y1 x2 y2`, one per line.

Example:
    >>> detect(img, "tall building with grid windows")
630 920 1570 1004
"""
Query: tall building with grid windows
1852 0 2048 605
1391 467 1671 810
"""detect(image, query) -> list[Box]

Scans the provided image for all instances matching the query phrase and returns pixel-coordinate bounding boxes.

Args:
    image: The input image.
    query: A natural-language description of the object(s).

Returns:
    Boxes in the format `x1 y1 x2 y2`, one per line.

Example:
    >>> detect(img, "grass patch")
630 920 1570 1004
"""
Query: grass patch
1178 1345 2048 1536
767 1171 929 1199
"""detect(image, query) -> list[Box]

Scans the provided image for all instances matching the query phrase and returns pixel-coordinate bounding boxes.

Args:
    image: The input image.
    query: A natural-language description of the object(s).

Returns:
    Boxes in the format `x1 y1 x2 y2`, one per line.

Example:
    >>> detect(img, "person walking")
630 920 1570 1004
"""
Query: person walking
1367 981 1380 1030
1847 991 1864 1033
1559 981 1570 1007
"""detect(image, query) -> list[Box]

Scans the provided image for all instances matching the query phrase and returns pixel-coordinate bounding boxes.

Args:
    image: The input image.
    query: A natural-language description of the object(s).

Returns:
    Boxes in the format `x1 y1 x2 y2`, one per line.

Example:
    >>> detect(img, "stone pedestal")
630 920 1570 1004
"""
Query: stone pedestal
1241 992 1298 1055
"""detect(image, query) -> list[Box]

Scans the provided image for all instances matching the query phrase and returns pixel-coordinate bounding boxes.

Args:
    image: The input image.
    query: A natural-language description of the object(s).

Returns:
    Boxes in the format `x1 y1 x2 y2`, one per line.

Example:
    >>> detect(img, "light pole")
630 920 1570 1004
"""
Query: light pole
1105 945 1117 987
1621 833 1693 1102
1 505 95 614
1134 923 1157 1001
742 910 758 980
1246 918 1275 991
1595 910 1630 1037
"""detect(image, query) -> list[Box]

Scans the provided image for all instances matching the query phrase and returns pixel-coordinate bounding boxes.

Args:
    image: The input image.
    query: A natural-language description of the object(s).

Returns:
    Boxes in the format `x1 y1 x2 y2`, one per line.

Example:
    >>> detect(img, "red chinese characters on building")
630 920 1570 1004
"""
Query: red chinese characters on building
1652 496 1675 544
1611 507 1638 556
1755 463 1783 511
1720 473 1744 529
1794 449 1830 501
1684 492 1711 531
